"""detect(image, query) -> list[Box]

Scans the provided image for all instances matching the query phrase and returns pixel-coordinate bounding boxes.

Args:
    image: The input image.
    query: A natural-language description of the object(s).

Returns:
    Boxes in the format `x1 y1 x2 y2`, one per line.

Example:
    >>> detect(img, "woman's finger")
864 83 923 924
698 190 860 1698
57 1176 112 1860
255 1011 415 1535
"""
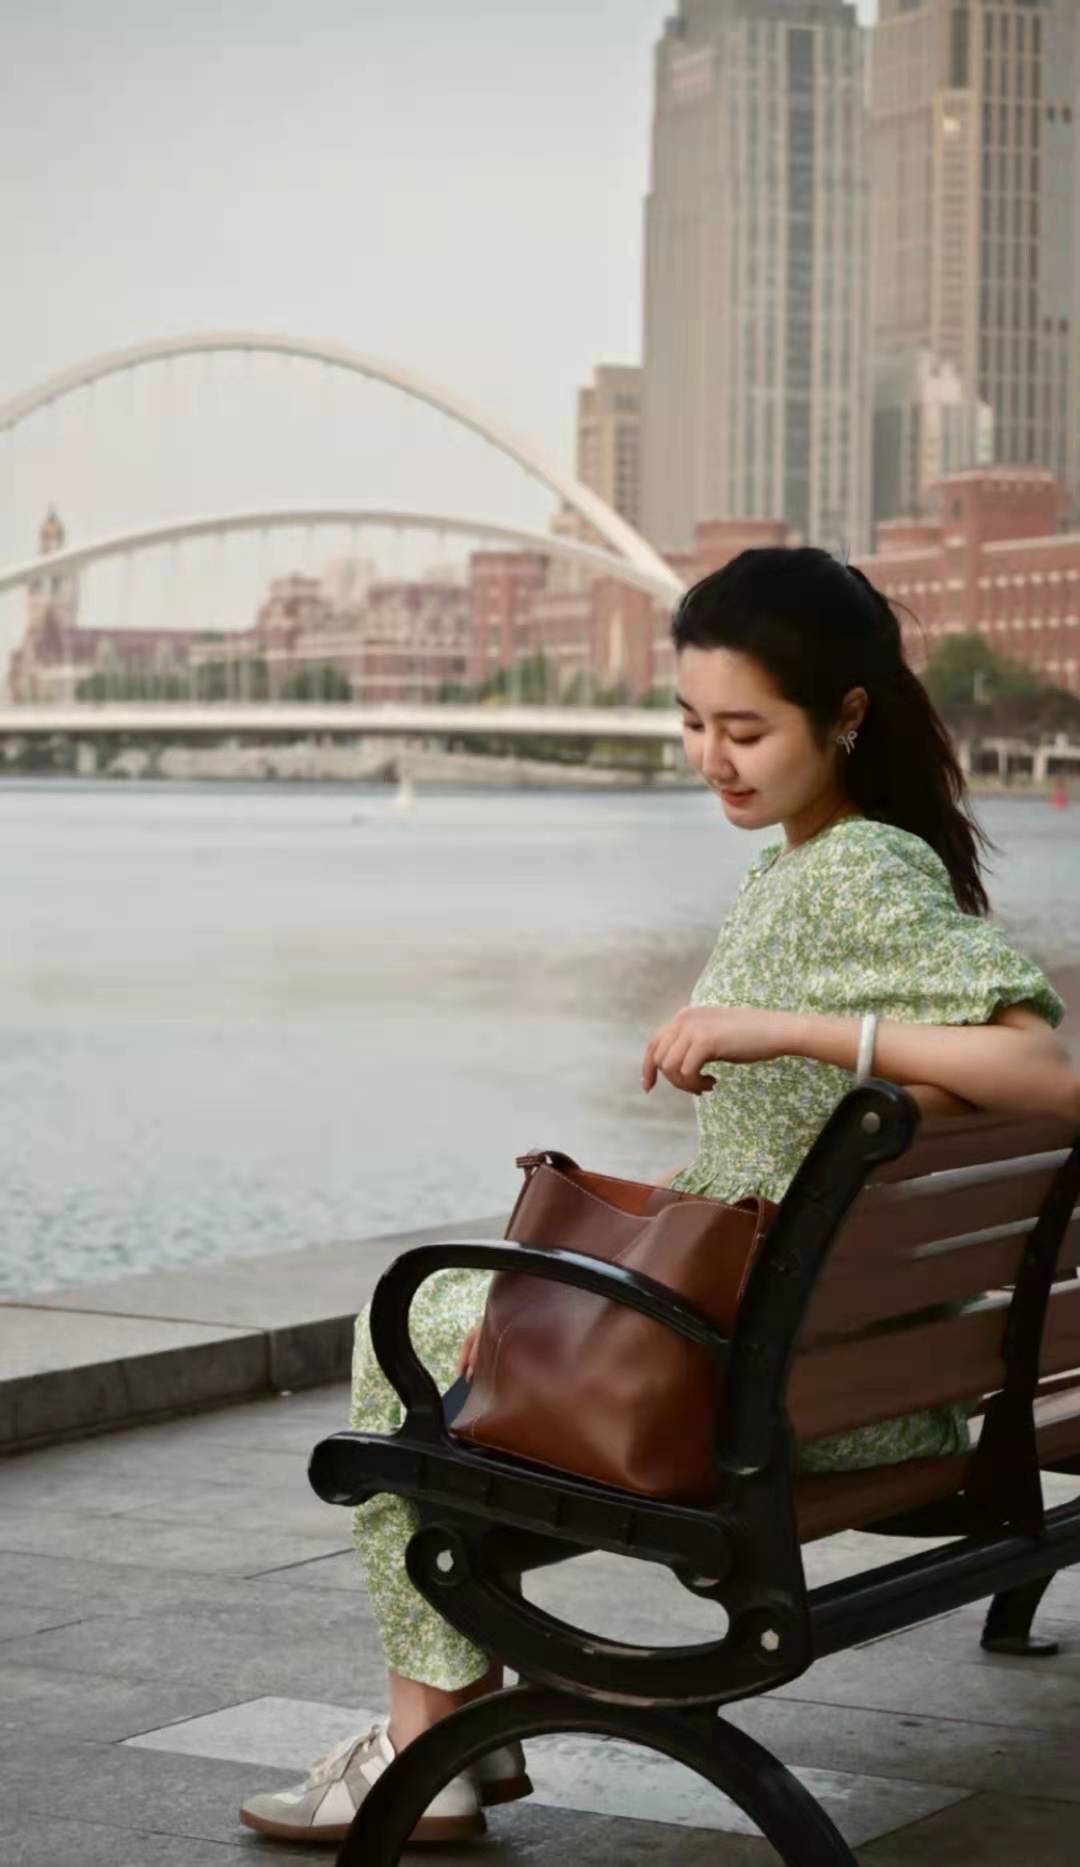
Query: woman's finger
672 1033 705 1092
642 1036 660 1091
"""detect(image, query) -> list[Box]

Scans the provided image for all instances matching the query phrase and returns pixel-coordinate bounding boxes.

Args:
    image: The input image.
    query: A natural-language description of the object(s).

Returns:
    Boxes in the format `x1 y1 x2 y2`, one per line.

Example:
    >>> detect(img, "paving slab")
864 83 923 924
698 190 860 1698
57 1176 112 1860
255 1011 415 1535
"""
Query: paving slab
0 1815 272 1867
729 1692 1080 1804
127 1693 971 1848
860 1790 1080 1866
0 1609 381 1705
774 1633 1080 1733
0 1662 246 1744
0 1503 351 1576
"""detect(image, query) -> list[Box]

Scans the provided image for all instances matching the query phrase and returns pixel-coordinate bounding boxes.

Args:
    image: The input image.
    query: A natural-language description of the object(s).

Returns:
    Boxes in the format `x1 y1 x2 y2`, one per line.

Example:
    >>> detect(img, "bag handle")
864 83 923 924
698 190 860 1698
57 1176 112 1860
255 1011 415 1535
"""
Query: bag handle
515 1148 581 1174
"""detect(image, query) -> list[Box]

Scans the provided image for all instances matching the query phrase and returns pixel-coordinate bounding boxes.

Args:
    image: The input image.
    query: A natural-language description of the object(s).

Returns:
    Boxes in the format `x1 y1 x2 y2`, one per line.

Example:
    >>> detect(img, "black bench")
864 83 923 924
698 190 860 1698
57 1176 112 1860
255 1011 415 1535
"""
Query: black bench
309 1081 1080 1865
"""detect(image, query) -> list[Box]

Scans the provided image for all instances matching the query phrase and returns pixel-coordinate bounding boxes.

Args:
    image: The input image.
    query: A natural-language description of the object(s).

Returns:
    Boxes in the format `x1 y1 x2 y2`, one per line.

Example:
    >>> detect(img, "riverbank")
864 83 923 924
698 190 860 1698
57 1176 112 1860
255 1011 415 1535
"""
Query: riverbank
2 736 1076 794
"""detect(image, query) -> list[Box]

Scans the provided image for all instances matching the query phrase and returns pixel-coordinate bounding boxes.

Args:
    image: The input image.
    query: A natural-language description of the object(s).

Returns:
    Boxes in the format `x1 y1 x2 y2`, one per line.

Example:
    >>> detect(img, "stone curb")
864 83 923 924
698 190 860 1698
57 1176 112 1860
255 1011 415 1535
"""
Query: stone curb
0 1214 504 1456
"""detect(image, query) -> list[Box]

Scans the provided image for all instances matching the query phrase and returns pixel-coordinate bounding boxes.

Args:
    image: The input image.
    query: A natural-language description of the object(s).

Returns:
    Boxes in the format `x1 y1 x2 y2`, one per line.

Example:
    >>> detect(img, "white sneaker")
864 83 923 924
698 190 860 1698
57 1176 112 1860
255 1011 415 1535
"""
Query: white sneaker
476 1737 533 1808
239 1721 484 1845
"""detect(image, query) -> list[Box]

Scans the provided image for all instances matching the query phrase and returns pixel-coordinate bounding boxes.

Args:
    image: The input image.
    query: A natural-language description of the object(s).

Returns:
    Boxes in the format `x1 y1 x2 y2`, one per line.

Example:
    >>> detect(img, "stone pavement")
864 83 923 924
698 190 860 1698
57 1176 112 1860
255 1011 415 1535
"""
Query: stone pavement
2 1383 1079 1866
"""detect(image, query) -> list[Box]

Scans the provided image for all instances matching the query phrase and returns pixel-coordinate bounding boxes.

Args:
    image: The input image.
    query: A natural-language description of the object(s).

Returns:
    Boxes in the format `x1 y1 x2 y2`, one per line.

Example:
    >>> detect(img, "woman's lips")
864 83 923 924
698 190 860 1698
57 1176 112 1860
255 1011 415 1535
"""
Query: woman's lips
719 787 755 805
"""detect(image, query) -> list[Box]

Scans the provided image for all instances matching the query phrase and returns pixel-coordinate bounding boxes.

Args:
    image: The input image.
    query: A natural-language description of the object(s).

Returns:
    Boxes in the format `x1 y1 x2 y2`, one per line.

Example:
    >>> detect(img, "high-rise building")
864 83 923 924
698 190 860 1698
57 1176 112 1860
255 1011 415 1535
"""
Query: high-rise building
641 0 871 556
872 347 994 524
576 365 644 531
870 0 1080 517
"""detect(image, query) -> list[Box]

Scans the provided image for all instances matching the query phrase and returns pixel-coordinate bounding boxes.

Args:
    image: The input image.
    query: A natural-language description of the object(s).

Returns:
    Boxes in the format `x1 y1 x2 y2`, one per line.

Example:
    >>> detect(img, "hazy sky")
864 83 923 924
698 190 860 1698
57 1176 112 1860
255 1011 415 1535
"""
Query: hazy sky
0 0 878 635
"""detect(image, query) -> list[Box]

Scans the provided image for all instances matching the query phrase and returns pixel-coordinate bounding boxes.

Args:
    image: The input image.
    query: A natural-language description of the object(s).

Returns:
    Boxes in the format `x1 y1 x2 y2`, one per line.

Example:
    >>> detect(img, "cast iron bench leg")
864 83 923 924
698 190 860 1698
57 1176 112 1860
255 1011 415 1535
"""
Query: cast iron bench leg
981 1576 1059 1657
333 1685 857 1867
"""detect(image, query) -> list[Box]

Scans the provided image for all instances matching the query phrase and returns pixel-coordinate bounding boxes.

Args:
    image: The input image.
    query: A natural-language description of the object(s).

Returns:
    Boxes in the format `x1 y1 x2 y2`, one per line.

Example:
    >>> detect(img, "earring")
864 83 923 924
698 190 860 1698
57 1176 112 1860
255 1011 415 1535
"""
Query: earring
837 728 859 755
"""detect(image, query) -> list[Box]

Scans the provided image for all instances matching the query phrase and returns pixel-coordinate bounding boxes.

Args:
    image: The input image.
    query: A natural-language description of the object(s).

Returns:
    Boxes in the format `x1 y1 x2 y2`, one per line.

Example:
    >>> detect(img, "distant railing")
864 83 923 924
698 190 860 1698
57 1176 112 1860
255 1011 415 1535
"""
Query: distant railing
0 702 684 743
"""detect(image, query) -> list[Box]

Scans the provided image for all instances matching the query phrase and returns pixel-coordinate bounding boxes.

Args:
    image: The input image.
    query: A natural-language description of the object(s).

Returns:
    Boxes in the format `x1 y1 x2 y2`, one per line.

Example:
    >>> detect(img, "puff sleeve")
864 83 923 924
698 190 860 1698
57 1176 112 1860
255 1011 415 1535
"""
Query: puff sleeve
793 822 1064 1030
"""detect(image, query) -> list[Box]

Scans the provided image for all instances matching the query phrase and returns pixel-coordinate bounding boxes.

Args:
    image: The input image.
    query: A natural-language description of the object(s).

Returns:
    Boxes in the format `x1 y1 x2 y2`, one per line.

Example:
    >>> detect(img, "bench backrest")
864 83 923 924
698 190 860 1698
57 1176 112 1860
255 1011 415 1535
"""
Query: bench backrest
788 1111 1080 1442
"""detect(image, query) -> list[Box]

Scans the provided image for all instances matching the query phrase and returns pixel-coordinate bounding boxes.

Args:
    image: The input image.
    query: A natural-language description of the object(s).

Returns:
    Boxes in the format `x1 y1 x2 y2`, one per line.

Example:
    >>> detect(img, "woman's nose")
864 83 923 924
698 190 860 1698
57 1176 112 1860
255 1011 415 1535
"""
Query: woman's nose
701 736 737 783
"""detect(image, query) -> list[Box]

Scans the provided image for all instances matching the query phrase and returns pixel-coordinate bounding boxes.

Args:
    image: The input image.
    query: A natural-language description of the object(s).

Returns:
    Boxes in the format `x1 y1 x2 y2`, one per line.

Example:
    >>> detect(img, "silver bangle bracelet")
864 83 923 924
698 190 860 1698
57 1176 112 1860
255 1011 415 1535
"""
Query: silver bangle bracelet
855 1011 879 1086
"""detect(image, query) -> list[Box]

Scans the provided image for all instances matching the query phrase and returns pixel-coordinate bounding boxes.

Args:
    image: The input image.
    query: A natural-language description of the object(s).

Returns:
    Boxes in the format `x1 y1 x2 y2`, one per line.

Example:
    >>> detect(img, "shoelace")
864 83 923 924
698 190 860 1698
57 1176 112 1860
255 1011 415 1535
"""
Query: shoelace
304 1723 384 1787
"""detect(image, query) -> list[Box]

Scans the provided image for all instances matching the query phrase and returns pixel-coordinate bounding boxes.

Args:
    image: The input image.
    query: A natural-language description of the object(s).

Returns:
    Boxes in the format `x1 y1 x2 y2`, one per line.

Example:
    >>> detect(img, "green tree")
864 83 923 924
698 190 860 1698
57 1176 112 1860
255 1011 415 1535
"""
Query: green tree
192 658 271 702
923 635 1041 709
75 668 188 703
279 663 353 702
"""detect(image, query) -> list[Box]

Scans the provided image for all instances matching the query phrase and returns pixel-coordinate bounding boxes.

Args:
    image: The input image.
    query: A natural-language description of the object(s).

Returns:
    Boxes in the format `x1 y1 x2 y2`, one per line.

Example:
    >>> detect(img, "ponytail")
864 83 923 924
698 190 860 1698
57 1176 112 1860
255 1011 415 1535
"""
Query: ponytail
672 548 992 915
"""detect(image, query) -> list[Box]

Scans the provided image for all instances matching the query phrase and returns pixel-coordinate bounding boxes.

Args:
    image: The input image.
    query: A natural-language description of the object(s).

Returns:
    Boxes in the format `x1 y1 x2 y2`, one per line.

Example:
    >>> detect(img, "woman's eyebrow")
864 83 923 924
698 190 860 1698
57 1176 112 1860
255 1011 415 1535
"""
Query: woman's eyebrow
674 695 766 723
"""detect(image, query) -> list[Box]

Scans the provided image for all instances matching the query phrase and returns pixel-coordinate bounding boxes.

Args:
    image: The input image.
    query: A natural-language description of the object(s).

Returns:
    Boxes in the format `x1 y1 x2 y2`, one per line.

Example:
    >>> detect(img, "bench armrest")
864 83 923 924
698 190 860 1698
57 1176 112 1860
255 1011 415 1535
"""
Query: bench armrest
367 1237 731 1441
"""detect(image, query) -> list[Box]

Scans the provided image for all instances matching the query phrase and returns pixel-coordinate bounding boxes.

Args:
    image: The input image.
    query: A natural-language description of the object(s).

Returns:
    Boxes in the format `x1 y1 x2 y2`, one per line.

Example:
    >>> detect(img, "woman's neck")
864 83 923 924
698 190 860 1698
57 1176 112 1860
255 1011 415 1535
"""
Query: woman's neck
779 797 861 858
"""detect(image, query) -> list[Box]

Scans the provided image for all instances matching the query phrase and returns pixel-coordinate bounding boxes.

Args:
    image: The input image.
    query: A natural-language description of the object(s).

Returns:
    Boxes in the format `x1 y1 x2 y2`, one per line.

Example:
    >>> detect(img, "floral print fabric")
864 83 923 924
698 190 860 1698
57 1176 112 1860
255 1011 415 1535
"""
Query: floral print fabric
669 815 1063 1473
349 814 1064 1684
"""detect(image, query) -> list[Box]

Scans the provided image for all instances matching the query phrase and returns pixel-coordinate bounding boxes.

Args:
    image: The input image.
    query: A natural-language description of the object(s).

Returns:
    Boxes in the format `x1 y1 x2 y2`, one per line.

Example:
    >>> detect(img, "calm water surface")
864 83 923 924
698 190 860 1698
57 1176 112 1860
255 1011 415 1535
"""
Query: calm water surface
3 781 1078 1297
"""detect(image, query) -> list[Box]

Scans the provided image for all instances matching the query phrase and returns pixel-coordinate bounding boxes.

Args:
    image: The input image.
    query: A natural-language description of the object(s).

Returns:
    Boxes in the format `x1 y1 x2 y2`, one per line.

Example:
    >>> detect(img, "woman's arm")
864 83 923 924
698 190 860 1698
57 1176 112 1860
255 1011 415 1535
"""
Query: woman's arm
901 1084 978 1119
787 1002 1078 1122
643 1003 1078 1121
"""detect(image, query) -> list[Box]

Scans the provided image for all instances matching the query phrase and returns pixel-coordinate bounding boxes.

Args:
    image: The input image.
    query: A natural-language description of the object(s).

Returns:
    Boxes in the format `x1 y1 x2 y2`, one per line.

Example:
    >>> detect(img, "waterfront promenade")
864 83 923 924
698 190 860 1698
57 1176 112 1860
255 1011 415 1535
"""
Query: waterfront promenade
3 1221 1079 1865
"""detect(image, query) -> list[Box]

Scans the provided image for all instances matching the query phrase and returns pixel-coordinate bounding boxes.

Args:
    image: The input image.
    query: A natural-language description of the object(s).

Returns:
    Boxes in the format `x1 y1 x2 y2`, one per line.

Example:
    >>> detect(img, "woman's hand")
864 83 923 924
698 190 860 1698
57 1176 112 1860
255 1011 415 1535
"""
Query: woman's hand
457 1325 481 1380
642 1007 792 1096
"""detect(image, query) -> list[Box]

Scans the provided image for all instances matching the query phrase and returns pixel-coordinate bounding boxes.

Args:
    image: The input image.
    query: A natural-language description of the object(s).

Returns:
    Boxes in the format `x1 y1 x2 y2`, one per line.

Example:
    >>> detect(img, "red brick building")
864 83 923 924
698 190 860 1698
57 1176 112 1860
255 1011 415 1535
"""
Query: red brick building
468 551 550 686
219 573 471 702
859 470 1080 693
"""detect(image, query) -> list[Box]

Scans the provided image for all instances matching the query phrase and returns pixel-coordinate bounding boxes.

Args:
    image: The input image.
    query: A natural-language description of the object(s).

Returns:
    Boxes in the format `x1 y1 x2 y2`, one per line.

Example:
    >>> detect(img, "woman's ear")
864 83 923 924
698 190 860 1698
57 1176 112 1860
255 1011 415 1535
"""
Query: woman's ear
838 685 869 737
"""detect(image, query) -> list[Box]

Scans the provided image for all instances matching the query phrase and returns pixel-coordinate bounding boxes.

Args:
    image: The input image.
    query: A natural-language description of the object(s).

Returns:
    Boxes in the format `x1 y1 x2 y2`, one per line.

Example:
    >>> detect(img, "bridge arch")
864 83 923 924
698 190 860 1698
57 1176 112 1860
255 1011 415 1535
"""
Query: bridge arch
0 505 682 602
0 332 682 599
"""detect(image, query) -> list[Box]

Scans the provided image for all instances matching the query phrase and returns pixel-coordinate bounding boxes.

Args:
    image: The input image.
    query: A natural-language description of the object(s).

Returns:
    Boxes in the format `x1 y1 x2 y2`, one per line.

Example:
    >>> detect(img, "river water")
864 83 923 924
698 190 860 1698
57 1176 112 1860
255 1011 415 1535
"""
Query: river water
3 780 1077 1298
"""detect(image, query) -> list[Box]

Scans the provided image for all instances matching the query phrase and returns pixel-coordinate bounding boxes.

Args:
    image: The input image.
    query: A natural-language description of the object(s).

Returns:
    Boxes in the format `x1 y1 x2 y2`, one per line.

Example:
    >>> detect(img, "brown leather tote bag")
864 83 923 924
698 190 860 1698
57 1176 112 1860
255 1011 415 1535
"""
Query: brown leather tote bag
452 1150 775 1502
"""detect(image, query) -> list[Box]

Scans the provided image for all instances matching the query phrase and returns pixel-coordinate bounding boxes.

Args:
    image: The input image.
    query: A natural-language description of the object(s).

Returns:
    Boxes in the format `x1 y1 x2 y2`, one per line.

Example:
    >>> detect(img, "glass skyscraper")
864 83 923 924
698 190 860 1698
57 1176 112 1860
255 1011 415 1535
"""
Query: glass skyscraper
641 1 871 555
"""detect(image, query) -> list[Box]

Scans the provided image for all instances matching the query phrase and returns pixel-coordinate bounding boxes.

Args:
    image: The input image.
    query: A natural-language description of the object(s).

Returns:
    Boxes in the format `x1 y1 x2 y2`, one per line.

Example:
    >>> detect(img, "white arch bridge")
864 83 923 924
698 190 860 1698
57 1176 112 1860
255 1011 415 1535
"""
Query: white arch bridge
0 329 683 600
0 504 678 604
1 330 687 741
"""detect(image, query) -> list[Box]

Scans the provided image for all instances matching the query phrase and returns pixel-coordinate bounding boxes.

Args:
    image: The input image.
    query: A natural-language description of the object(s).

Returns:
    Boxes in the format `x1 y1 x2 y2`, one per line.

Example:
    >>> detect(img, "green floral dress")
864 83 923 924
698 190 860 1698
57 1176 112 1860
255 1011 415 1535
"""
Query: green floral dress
349 814 1064 1690
669 815 1064 1472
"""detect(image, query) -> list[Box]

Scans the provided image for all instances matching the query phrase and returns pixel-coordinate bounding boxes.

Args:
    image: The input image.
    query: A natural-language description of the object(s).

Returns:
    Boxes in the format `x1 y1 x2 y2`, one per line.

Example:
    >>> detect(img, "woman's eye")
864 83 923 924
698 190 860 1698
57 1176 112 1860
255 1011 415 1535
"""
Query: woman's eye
731 736 762 747
681 717 703 732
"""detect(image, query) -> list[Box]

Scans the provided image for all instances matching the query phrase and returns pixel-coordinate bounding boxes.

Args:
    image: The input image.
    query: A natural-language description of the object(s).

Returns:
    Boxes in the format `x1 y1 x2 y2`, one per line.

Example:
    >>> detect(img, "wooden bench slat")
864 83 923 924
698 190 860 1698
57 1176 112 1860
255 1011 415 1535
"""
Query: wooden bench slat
830 1160 1070 1264
796 1381 1080 1543
788 1281 1080 1440
871 1113 1076 1182
804 1212 1080 1337
796 1454 967 1542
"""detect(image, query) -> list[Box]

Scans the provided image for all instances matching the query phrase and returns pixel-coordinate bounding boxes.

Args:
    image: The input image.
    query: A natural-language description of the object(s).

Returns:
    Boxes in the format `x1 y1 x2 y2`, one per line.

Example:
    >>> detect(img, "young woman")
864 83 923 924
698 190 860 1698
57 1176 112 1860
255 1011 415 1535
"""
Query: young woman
241 546 1077 1847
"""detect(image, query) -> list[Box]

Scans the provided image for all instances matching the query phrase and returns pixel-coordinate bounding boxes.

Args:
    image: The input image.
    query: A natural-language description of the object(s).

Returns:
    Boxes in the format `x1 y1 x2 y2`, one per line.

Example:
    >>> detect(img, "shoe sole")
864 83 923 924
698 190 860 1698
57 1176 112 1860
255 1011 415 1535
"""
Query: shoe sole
239 1806 487 1845
481 1772 535 1807
237 1770 534 1845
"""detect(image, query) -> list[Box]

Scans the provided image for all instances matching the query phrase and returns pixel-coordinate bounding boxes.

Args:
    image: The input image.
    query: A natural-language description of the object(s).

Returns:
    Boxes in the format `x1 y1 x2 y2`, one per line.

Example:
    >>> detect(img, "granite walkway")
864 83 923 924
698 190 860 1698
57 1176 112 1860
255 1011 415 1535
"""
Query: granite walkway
2 1380 1079 1866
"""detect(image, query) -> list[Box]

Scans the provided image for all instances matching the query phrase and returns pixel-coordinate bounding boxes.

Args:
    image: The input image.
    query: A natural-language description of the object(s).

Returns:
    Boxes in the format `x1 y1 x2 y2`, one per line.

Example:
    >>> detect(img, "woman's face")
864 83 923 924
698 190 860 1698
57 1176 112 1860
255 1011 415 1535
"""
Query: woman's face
676 644 856 832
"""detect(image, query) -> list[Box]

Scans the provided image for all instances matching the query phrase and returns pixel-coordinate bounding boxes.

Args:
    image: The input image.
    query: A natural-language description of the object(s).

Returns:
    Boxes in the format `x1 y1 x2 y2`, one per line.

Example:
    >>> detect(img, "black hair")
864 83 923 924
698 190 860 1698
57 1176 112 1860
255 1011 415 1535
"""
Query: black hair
671 545 991 915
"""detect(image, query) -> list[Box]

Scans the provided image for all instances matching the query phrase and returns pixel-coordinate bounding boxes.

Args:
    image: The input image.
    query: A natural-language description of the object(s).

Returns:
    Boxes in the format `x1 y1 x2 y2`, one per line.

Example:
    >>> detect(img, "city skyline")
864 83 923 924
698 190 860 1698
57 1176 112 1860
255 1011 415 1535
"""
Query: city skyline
1 1 879 597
